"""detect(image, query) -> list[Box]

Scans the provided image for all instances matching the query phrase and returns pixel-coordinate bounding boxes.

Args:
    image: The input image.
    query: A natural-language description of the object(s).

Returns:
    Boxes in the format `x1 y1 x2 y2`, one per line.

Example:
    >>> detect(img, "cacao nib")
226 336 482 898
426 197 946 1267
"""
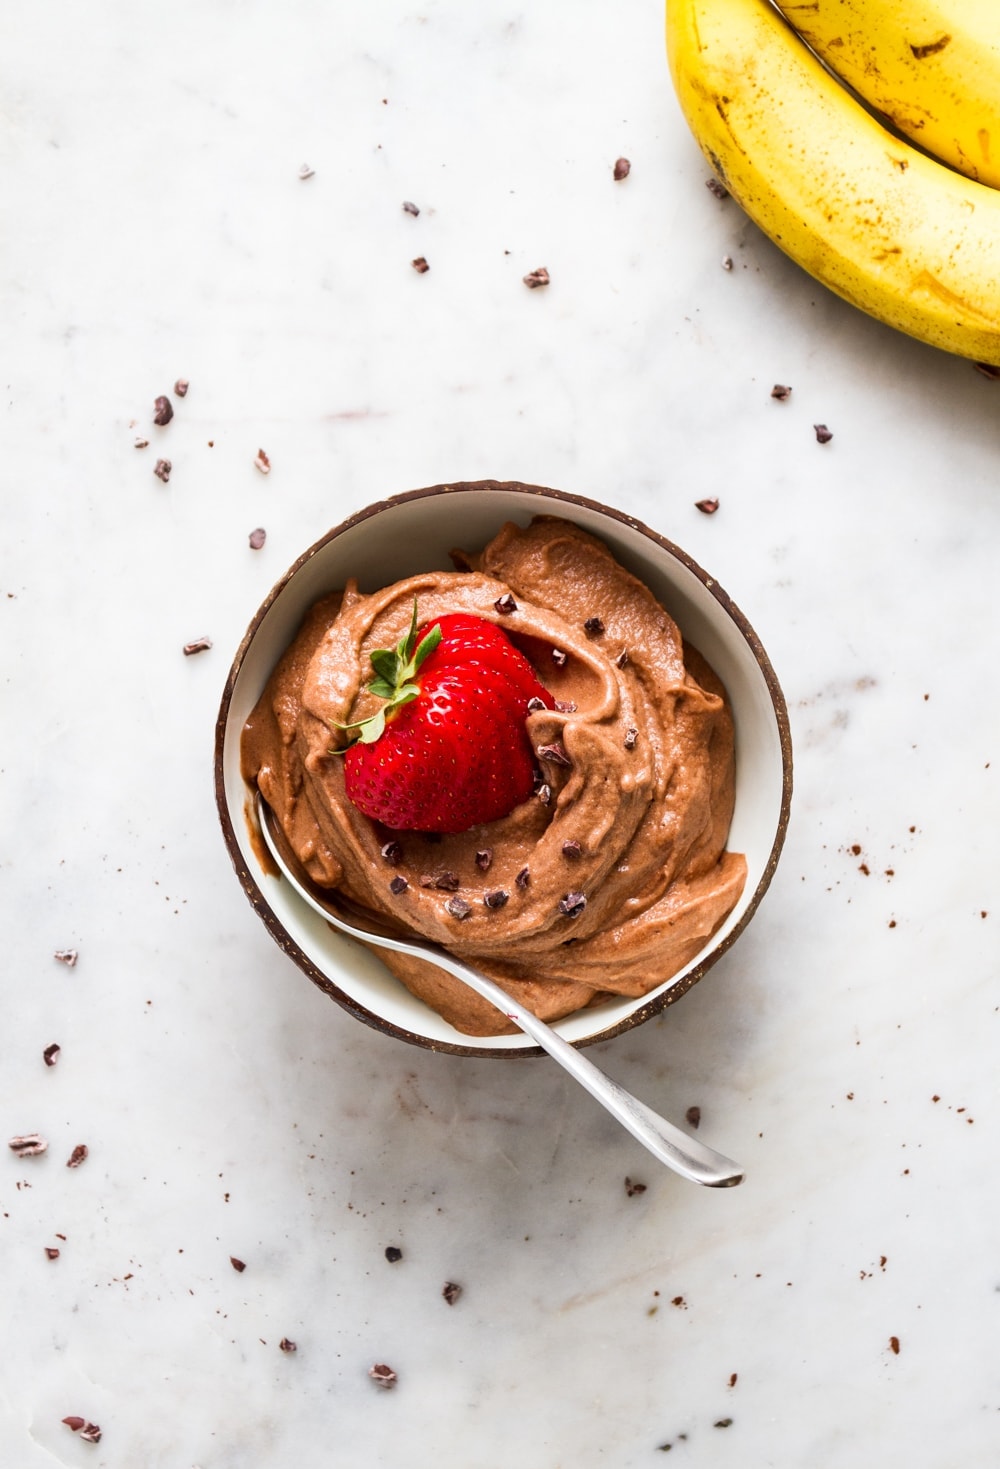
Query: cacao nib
402 200 420 216
66 1143 88 1169
558 891 587 918
561 839 582 860
494 592 517 615
43 1043 61 1067
421 871 460 891
536 783 552 805
551 647 567 668
369 1363 397 1389
554 699 577 713
685 1105 701 1129
442 1280 463 1305
411 256 430 273
153 458 172 483
771 383 792 400
389 875 409 896
483 889 509 910
174 378 189 398
537 741 571 767
380 841 403 865
523 266 550 288
694 497 719 514
515 866 531 889
613 157 631 181
45 1246 61 1260
445 896 472 920
624 727 638 750
249 527 267 550
385 1246 403 1263
230 1256 246 1272
615 649 629 668
254 448 271 474
475 848 493 872
54 949 78 967
526 696 547 713
183 637 212 656
8 1134 47 1157
279 1337 298 1353
583 616 605 638
152 395 173 425
814 423 833 443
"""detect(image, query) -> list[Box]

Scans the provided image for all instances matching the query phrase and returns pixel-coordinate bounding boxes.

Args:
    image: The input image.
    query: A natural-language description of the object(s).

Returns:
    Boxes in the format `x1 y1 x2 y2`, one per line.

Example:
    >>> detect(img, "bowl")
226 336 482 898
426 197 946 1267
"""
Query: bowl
215 480 792 1057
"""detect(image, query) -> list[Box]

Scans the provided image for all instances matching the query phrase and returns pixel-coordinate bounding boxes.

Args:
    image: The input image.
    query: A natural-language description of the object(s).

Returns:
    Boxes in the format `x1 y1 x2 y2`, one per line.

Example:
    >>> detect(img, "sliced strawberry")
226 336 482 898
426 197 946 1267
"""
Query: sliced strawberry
342 603 553 833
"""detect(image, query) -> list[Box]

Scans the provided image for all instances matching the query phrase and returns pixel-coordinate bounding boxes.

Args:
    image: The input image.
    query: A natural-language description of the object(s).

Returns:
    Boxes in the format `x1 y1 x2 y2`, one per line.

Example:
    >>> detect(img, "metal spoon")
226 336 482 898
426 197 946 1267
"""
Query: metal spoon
255 796 744 1188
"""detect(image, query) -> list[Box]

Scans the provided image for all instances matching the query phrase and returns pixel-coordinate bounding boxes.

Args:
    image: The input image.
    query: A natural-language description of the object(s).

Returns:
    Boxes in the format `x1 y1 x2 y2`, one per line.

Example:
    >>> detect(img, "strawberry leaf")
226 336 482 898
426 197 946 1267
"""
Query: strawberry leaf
335 599 440 748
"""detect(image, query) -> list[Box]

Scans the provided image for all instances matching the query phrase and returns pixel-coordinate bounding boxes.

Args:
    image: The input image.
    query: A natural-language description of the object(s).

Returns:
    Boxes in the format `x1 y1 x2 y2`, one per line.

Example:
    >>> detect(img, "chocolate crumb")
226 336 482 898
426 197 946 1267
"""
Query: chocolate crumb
421 870 460 891
369 1363 397 1389
685 1105 701 1129
561 839 582 860
583 616 605 638
515 866 531 890
771 383 792 400
230 1256 246 1272
62 1418 86 1433
134 436 149 449
385 1246 403 1263
43 1043 61 1067
66 1144 88 1169
54 949 78 967
475 848 493 872
442 1280 463 1305
624 727 638 750
279 1337 298 1353
706 177 728 199
695 497 719 514
45 1246 60 1260
558 891 587 918
889 1335 900 1355
537 741 571 767
728 1372 738 1387
613 157 631 181
402 200 420 216
152 395 174 426
624 1176 647 1196
814 423 833 444
411 256 430 273
254 448 271 475
389 875 409 896
536 782 552 805
551 647 568 668
494 592 517 615
484 888 509 910
298 163 315 180
249 527 267 550
173 378 189 398
527 696 547 713
153 458 172 483
183 637 212 656
445 895 472 920
523 266 550 289
8 1134 47 1157
380 841 403 865
615 650 629 668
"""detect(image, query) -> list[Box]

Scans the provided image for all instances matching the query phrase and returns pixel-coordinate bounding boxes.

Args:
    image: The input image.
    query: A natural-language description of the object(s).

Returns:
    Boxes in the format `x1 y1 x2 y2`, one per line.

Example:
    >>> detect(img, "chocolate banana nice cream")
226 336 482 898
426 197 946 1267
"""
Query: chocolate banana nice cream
242 517 747 1036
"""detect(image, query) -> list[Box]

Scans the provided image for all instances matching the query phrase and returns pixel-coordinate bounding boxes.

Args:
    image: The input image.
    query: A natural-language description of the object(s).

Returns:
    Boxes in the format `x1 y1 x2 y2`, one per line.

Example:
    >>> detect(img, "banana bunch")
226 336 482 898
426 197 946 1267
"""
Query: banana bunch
665 0 1000 364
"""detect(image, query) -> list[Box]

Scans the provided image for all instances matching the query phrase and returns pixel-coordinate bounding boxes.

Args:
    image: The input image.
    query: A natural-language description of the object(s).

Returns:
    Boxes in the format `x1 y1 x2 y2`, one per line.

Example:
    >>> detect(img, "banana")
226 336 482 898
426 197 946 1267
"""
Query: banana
773 0 1000 188
665 0 1000 364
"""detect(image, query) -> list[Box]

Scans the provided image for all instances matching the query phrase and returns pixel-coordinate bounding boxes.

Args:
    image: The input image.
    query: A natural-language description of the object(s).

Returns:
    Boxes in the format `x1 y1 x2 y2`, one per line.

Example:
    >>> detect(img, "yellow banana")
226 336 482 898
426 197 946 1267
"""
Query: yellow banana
665 0 1000 364
773 0 1000 188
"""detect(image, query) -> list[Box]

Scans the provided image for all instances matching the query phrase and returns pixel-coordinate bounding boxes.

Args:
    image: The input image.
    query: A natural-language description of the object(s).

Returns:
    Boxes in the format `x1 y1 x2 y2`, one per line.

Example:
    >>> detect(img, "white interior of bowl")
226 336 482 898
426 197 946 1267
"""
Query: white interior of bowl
220 486 788 1052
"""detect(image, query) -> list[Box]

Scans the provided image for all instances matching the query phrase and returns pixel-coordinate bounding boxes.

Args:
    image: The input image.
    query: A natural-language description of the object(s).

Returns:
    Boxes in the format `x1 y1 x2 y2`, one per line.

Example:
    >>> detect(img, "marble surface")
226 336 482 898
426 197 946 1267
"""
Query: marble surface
4 2 999 1465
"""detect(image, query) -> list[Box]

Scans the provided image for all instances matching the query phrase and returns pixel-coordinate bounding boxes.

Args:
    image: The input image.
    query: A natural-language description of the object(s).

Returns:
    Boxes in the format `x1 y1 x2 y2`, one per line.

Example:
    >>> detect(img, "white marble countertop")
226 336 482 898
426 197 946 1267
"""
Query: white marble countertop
4 2 999 1465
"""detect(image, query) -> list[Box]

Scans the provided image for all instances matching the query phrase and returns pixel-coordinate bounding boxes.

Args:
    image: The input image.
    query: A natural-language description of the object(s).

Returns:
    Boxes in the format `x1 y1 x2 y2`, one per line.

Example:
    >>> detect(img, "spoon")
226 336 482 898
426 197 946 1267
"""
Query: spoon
255 796 744 1188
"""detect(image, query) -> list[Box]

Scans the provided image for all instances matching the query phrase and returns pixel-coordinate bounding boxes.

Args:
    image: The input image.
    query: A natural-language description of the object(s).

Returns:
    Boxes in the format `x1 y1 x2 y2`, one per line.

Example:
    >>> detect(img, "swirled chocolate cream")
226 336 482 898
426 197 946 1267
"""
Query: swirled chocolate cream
242 516 746 1035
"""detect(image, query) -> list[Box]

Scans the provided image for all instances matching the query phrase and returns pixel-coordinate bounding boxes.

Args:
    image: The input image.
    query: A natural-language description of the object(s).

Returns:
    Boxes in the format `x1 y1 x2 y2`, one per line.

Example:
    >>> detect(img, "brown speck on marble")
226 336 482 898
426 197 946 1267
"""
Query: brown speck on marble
279 1337 298 1352
230 1256 246 1272
66 1144 88 1169
706 177 728 198
385 1246 403 1263
889 1335 900 1355
442 1280 463 1305
624 1177 646 1196
695 497 719 514
152 395 173 425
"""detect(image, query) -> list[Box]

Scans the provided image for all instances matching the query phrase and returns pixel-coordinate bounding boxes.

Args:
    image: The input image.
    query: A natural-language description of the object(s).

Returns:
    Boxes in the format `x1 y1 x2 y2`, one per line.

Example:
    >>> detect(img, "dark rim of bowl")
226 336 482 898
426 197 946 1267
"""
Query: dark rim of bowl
214 479 793 1058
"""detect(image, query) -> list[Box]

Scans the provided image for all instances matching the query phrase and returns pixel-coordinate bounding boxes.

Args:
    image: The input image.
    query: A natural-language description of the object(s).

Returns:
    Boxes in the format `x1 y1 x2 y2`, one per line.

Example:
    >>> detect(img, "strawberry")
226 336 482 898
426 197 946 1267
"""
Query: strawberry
342 602 553 833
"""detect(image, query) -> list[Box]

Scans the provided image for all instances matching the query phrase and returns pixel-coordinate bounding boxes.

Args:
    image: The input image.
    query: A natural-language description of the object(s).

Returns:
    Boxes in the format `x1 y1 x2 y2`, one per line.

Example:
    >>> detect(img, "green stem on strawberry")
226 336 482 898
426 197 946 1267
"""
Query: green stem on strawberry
338 599 442 747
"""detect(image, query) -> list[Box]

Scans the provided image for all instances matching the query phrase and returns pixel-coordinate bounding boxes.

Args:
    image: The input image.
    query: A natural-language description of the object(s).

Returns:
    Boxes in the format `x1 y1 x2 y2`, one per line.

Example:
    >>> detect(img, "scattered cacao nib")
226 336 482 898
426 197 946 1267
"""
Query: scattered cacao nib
728 1372 738 1387
152 395 174 425
45 1246 61 1260
814 423 833 444
523 266 550 289
369 1363 397 1389
705 177 728 198
685 1105 701 1129
279 1337 298 1353
561 839 582 860
515 866 531 890
475 848 493 872
695 497 719 514
380 840 403 865
43 1043 61 1067
66 1144 88 1169
389 875 409 896
445 895 472 920
536 782 552 806
494 592 517 615
613 156 631 181
79 1424 102 1444
558 891 587 918
974 361 1000 379
537 741 571 767
421 870 460 891
483 888 509 910
624 1176 647 1196
8 1134 47 1157
62 1417 86 1432
183 637 212 656
173 378 189 398
624 727 638 750
442 1280 463 1305
771 383 792 400
134 436 149 449
554 699 578 713
298 163 315 180
54 949 78 967
230 1255 246 1272
889 1335 900 1355
402 200 420 216
411 256 430 273
248 527 267 550
583 616 605 638
526 696 547 713
153 458 172 483
551 647 568 668
615 649 629 669
254 448 271 474
721 255 734 271
385 1245 403 1263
